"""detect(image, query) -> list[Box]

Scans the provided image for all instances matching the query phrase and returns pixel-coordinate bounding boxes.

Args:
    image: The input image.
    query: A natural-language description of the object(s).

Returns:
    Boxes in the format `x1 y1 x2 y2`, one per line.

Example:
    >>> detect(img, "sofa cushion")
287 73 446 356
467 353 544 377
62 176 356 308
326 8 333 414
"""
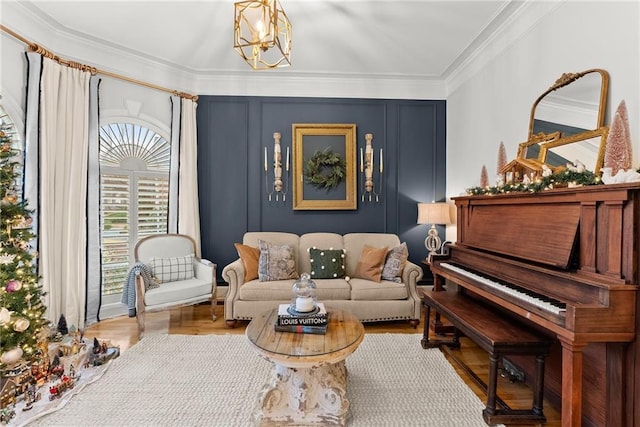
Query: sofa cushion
381 242 409 283
258 240 298 281
239 278 351 301
349 278 408 300
355 245 387 282
234 243 260 281
144 277 211 306
309 248 346 279
299 233 344 275
149 253 194 283
243 232 300 266
343 233 401 277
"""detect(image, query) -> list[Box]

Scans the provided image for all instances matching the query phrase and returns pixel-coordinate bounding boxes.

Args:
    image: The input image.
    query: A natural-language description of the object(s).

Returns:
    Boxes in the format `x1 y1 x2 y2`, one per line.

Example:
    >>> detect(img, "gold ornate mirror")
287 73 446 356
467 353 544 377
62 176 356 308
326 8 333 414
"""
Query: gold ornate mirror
524 69 609 174
529 69 609 138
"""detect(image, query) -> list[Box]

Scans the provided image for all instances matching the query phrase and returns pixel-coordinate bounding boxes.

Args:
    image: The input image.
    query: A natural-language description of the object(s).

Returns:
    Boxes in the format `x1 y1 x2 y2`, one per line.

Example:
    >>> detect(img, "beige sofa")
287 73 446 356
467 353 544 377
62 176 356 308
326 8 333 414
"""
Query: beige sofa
222 232 423 328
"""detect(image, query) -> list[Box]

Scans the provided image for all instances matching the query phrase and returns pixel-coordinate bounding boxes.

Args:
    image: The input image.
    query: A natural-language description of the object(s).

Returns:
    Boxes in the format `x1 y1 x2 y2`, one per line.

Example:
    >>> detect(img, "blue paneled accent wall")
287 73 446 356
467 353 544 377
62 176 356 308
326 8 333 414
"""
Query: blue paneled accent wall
196 96 446 281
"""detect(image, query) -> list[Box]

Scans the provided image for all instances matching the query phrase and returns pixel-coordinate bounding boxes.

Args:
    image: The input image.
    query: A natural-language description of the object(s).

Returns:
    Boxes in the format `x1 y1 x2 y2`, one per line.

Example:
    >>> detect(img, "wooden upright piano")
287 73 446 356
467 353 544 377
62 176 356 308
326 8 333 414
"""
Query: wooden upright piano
429 183 640 427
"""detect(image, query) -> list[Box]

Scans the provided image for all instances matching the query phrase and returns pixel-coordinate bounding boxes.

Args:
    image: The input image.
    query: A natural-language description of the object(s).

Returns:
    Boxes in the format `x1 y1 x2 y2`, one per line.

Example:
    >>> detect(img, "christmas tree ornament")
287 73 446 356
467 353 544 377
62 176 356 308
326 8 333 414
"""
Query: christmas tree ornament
5 279 22 292
11 215 31 229
0 346 23 365
13 317 30 332
0 307 12 324
0 253 15 265
2 190 17 204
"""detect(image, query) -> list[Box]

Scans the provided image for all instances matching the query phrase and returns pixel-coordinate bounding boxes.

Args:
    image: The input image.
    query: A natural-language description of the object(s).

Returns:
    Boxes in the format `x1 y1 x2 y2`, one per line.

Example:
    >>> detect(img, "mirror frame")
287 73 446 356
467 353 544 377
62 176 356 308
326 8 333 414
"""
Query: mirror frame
516 131 561 161
538 126 609 174
528 69 609 139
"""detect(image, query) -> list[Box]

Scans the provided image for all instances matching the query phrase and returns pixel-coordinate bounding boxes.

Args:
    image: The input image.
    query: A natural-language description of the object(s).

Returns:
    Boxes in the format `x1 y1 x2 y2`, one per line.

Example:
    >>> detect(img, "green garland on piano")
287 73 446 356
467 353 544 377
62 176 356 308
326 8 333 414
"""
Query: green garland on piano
466 169 603 196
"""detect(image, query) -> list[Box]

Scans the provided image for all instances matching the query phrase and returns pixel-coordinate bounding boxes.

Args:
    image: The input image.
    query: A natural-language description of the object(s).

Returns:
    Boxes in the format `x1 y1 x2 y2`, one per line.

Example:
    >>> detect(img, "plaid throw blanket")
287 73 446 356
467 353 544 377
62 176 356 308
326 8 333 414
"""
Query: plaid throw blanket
121 262 158 317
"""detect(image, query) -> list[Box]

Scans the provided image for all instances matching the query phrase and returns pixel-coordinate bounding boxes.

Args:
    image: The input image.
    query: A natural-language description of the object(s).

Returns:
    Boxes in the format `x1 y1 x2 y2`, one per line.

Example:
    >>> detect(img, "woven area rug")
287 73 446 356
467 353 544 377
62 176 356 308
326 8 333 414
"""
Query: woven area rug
28 333 494 426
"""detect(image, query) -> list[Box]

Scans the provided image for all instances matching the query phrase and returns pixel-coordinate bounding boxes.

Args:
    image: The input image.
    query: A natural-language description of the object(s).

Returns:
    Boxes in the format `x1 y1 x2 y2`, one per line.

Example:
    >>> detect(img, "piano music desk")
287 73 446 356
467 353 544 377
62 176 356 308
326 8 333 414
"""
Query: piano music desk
421 290 552 425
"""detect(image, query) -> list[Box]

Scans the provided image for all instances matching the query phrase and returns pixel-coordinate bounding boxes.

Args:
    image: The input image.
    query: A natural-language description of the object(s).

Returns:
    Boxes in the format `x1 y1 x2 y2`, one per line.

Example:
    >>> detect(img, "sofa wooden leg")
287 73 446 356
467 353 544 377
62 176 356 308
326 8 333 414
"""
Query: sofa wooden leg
409 319 420 329
226 319 238 328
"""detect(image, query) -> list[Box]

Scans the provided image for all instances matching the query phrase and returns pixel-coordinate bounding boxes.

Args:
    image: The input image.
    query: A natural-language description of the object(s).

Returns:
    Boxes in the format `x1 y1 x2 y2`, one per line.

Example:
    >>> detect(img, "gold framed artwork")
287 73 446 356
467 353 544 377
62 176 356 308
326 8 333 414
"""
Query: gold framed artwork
292 123 357 210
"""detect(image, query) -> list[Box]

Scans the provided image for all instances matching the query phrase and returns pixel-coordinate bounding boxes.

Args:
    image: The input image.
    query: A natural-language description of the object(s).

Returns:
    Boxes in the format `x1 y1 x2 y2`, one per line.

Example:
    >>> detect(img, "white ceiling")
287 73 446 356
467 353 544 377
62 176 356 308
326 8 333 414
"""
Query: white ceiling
19 0 519 82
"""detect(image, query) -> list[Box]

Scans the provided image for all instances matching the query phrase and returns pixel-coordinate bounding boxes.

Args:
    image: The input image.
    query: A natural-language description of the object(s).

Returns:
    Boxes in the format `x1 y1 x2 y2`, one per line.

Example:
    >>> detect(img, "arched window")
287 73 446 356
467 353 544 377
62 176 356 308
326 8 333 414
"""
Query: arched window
99 123 170 315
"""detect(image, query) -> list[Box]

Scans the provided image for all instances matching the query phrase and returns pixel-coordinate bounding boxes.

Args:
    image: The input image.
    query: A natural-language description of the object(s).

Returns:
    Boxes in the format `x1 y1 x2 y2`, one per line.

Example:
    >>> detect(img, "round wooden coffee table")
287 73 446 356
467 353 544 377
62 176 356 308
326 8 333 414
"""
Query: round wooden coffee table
246 308 365 426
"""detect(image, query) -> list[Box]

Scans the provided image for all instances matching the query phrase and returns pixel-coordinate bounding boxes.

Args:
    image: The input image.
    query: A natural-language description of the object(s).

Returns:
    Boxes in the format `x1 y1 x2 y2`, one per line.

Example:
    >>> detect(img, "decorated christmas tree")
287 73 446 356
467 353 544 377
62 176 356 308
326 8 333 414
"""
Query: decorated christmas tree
497 142 507 175
604 100 633 176
0 120 48 369
480 165 489 188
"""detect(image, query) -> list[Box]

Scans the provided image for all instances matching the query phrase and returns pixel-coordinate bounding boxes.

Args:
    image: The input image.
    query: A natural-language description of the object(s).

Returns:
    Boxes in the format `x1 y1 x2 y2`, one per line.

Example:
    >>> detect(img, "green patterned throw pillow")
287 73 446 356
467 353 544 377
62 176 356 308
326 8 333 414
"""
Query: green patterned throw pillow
309 248 346 279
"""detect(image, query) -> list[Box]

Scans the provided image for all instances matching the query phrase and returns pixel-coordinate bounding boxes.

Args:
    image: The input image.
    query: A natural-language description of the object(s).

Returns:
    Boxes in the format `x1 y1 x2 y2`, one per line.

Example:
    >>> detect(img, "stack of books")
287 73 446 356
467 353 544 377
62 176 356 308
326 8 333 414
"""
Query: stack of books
275 303 328 334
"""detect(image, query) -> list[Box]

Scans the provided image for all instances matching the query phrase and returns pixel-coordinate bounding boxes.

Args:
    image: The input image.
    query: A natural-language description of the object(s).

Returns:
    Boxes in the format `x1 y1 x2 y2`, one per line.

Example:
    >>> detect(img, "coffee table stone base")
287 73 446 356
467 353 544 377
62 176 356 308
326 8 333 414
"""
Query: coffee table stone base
254 361 350 426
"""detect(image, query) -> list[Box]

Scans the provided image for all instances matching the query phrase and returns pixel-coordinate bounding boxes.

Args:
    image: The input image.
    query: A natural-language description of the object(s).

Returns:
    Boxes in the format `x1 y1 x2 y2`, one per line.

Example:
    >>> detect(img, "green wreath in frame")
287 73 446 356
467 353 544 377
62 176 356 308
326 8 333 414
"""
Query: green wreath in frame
303 148 346 191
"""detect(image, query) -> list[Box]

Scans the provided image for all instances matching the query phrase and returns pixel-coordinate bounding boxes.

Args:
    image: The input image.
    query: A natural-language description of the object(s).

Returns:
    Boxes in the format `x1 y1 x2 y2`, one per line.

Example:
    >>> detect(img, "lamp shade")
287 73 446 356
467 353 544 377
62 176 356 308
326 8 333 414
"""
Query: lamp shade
417 202 451 225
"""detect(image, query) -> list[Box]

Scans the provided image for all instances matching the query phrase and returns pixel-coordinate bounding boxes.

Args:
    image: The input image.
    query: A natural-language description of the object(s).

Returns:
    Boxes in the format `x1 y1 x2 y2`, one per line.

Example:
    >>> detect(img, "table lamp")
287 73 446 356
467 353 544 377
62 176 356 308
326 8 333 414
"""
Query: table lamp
417 202 451 261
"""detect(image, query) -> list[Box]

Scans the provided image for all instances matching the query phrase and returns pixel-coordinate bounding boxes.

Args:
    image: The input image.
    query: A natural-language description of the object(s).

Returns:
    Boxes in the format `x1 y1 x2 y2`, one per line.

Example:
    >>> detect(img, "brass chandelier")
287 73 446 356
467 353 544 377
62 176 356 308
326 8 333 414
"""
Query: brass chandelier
234 0 292 70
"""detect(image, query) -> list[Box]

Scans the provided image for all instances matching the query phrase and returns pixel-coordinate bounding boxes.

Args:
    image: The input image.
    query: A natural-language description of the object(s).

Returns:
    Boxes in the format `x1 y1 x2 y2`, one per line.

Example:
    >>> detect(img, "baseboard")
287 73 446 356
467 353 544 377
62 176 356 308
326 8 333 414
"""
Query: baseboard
216 285 228 302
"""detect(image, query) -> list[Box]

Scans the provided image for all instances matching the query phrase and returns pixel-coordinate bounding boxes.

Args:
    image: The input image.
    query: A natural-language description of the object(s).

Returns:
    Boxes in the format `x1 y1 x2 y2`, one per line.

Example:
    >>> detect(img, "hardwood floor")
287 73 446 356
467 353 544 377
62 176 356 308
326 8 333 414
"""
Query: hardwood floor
85 302 561 426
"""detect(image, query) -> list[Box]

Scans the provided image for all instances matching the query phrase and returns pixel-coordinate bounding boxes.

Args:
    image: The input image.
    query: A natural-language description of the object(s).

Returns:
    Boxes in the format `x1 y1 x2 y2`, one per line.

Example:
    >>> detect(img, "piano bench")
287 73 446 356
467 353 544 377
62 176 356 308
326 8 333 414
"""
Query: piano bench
421 290 552 426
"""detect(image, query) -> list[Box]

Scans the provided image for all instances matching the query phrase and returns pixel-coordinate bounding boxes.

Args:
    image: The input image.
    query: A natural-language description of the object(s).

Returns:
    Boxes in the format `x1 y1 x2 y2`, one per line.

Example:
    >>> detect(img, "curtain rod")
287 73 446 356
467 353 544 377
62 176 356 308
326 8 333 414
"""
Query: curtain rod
1 24 198 101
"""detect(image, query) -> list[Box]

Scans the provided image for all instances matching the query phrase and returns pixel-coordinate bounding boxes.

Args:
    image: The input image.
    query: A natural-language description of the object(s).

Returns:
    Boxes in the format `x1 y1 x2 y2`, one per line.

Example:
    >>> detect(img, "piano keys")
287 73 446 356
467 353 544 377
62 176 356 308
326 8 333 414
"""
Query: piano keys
438 262 567 315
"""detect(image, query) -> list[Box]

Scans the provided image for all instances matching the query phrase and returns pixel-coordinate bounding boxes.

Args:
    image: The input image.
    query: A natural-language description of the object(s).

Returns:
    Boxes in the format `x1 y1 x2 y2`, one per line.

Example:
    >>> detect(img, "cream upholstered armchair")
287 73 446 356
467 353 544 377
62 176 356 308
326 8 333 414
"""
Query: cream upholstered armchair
133 234 216 338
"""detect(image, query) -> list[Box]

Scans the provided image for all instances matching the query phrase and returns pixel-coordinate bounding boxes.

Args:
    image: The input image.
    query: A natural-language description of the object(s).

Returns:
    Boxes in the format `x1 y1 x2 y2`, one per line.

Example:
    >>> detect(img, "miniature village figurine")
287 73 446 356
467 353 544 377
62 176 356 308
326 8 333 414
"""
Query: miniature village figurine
0 405 15 423
69 364 80 380
22 383 40 411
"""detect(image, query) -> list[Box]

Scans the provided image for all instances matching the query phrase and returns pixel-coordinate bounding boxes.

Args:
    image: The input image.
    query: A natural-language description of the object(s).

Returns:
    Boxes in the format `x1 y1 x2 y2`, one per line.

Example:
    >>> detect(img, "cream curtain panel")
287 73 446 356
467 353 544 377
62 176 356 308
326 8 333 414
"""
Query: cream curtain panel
85 77 102 326
178 98 201 257
168 96 180 233
39 57 91 328
24 53 41 242
168 96 201 257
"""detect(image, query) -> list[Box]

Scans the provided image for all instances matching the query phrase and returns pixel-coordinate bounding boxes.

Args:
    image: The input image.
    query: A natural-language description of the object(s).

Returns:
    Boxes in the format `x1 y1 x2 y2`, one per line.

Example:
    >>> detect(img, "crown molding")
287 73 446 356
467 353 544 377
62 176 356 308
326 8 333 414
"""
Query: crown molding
445 0 565 95
3 0 554 100
190 73 446 99
3 1 448 99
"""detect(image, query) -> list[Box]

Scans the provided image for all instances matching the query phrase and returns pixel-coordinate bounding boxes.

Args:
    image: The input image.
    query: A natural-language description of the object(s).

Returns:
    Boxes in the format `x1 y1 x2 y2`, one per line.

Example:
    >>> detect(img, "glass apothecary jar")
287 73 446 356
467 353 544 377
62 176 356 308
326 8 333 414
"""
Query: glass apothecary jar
291 273 317 313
